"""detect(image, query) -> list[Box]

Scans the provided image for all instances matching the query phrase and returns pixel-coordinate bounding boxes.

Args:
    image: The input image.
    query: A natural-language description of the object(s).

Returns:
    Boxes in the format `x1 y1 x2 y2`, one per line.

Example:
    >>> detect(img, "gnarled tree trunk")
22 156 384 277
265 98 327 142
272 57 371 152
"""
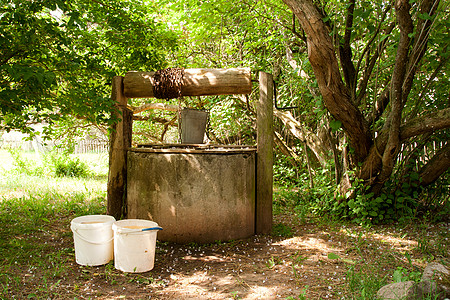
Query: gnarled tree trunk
282 0 448 197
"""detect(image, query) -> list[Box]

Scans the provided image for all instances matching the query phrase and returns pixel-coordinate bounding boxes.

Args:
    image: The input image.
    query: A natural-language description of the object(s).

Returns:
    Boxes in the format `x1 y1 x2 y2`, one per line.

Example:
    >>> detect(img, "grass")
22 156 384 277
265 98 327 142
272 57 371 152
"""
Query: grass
345 265 388 299
272 187 449 299
0 149 448 299
0 149 107 197
0 193 105 298
0 149 107 298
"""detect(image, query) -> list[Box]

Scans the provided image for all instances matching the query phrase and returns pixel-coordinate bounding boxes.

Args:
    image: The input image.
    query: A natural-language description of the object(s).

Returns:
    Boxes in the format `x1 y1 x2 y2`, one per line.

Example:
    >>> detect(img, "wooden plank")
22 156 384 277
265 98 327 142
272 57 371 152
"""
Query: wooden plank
136 143 255 149
256 71 274 234
107 76 133 219
123 68 252 98
130 147 256 154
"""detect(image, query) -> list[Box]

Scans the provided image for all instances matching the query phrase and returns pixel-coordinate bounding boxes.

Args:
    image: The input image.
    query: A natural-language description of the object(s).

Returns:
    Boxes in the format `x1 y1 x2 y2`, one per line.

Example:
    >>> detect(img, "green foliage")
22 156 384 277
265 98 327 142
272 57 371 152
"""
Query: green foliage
2 0 448 225
0 184 105 298
275 160 445 225
6 147 45 176
345 265 387 299
208 96 256 145
327 184 417 226
5 148 91 178
273 152 299 186
392 267 422 283
1 0 176 135
266 256 283 269
327 252 356 264
51 154 89 178
274 187 313 225
272 223 294 238
291 169 337 219
7 147 33 175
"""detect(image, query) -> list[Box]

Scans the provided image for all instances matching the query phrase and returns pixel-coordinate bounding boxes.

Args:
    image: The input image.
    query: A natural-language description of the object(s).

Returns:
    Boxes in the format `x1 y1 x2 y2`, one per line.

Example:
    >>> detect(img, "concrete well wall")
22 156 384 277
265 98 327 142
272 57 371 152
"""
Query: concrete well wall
127 147 256 243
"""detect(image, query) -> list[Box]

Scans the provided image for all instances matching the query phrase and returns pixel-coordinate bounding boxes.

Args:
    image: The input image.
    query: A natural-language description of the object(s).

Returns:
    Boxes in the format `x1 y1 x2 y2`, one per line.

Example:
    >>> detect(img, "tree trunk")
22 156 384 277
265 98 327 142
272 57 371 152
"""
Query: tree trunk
282 0 373 163
359 108 450 182
274 131 301 168
371 0 413 195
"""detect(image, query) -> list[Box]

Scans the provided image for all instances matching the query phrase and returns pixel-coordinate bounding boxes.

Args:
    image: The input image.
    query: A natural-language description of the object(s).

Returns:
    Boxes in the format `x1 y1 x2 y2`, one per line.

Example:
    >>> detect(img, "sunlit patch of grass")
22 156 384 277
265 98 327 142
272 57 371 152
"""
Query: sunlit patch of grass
0 150 108 298
0 149 107 200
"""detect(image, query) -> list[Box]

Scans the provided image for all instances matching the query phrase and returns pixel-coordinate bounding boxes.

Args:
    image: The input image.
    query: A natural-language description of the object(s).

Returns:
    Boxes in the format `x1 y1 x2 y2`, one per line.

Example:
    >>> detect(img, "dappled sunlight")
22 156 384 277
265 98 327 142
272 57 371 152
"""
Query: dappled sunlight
152 253 305 299
2 203 448 299
0 189 28 201
183 254 234 263
275 235 345 254
368 231 418 251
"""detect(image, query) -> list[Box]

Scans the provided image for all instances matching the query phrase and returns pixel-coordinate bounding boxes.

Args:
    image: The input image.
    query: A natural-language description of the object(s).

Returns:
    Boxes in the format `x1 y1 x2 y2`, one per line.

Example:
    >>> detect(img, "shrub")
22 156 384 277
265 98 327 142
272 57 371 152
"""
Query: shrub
51 155 90 178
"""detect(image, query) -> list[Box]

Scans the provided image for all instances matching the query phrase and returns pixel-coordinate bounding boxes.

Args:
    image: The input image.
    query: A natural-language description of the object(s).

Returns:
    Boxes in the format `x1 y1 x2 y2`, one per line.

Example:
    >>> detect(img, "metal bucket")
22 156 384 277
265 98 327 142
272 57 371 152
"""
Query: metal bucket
180 109 209 144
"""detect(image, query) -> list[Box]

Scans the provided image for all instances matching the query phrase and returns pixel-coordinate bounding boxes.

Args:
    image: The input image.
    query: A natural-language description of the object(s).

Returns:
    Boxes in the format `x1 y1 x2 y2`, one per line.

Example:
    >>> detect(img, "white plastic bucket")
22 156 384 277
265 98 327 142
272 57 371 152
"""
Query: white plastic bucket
112 219 162 273
70 215 115 266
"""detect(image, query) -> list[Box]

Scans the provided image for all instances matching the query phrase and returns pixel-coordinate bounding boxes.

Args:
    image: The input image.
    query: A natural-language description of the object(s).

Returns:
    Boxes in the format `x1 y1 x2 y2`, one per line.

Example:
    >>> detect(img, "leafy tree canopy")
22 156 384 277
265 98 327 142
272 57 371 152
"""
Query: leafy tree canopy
0 0 177 136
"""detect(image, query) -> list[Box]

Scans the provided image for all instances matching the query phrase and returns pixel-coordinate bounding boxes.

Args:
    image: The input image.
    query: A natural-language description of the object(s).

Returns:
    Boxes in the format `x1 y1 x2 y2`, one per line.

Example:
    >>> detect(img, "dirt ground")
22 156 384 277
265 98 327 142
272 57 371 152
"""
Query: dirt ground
11 212 450 299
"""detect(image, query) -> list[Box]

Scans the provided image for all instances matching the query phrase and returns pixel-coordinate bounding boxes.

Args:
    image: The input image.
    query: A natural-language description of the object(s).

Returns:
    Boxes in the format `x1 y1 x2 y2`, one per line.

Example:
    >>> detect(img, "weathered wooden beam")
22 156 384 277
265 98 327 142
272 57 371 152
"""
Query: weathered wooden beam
107 76 133 219
256 71 274 235
123 68 252 98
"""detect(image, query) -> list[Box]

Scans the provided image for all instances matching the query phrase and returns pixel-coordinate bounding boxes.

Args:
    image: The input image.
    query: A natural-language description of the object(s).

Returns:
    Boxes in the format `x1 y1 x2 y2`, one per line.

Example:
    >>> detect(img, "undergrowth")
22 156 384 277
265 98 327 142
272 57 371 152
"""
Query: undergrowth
6 148 92 178
0 149 107 298
273 151 449 226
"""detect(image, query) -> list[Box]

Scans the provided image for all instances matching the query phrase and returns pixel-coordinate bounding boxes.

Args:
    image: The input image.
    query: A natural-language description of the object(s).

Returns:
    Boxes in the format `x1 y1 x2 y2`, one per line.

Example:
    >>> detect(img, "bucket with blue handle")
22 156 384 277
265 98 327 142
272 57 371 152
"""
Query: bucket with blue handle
112 219 163 272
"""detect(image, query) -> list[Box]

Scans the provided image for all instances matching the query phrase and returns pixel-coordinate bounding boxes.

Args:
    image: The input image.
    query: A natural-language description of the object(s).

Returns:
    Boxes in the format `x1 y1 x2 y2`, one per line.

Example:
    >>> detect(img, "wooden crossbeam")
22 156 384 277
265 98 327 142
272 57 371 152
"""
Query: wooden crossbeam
123 68 252 98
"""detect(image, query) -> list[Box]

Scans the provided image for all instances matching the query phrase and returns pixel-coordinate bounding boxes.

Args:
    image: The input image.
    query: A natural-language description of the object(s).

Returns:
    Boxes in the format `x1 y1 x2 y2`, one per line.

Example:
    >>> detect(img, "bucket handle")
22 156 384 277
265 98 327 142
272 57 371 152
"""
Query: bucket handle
71 226 114 245
142 226 163 232
118 226 163 234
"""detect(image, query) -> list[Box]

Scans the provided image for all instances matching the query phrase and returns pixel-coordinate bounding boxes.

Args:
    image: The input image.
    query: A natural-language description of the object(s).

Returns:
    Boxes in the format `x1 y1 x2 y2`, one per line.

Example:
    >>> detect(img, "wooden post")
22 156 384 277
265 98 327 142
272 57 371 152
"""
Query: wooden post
256 71 273 234
107 76 133 219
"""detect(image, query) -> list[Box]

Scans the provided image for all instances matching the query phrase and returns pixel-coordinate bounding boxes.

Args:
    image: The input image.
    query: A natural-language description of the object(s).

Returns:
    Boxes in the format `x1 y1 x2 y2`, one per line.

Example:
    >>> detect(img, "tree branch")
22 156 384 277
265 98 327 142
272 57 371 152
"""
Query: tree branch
274 130 301 168
339 0 357 100
418 142 450 187
355 23 395 106
132 115 175 126
400 108 450 140
373 0 414 194
359 107 450 182
0 50 23 66
407 54 449 119
282 0 372 163
129 103 179 114
274 109 330 165
355 4 393 80
403 0 440 105
366 84 390 126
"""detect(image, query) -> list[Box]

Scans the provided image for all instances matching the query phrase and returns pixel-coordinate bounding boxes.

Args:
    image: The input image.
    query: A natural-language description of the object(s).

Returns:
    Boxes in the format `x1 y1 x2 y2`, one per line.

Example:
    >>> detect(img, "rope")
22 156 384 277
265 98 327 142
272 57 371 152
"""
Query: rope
152 67 185 100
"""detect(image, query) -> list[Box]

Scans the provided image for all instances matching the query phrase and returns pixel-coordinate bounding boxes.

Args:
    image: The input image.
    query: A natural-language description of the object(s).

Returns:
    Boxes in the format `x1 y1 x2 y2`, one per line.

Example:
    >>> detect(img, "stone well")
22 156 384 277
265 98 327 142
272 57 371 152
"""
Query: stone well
126 144 256 244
